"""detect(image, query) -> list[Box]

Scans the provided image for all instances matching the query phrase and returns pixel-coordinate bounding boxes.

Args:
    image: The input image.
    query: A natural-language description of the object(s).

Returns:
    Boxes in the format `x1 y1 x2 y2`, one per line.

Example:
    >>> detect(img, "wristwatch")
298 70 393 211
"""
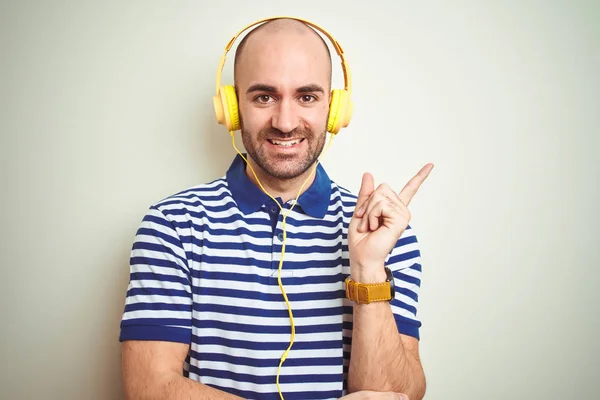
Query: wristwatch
345 267 395 304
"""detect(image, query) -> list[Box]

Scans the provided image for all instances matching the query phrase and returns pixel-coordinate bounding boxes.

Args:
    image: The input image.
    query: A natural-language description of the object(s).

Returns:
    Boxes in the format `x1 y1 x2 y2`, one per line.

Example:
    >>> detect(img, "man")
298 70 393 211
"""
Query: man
119 17 433 400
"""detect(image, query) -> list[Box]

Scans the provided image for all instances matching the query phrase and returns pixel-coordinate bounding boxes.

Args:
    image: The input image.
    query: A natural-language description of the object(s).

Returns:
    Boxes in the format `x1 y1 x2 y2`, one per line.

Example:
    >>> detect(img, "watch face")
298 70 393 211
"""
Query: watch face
385 267 395 301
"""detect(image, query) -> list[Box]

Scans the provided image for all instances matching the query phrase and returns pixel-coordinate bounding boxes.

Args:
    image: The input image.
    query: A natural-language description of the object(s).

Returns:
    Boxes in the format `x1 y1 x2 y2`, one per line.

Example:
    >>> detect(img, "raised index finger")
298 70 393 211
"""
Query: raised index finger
398 163 434 206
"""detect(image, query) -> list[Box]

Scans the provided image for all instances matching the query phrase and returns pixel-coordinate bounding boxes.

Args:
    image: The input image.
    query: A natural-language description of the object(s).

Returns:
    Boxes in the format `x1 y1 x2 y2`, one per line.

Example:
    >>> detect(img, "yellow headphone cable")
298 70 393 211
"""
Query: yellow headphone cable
214 17 352 399
229 130 335 399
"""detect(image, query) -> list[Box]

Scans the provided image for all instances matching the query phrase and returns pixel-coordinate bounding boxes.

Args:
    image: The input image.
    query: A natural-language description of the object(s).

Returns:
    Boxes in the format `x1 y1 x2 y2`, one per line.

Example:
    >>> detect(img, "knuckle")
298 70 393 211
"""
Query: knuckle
387 199 398 211
373 190 384 200
376 183 394 196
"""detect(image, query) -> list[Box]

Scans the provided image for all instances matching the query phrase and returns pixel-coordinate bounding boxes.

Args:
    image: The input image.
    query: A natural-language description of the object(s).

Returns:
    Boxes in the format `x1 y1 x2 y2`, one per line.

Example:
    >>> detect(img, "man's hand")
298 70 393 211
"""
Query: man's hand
340 390 409 400
348 164 433 283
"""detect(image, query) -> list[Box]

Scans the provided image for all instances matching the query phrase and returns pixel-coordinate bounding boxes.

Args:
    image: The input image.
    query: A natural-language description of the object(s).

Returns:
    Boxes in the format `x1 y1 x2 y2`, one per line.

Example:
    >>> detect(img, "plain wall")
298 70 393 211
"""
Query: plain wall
1 1 599 399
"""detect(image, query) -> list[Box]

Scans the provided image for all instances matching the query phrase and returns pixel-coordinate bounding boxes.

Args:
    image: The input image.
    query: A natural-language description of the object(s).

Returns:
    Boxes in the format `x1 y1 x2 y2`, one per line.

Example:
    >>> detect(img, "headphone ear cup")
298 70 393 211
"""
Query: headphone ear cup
213 90 226 127
327 89 353 134
213 86 240 131
223 85 240 131
327 90 341 134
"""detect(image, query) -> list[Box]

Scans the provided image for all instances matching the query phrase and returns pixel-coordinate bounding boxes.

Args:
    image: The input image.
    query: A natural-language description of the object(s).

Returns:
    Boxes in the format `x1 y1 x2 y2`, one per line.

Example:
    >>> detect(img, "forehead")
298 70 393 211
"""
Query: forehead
235 31 331 90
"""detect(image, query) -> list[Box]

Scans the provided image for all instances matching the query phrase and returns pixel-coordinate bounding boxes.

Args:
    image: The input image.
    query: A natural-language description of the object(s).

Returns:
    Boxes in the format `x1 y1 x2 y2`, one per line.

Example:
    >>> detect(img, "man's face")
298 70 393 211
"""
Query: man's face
235 29 331 180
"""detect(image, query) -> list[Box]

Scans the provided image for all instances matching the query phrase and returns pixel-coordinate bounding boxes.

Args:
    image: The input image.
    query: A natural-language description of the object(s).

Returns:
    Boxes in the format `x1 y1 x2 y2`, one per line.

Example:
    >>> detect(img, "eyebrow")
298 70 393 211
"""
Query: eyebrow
297 84 325 94
246 84 277 94
245 84 325 94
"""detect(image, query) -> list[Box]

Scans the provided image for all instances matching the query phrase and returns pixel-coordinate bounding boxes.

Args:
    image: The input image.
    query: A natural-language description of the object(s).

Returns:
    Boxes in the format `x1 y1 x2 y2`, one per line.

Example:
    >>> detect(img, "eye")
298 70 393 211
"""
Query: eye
254 95 274 104
300 94 317 103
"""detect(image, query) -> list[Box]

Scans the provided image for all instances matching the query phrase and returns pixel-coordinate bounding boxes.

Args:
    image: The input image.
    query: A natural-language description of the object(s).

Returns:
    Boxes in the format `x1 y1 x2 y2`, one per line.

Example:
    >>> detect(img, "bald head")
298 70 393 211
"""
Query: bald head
233 18 332 89
229 19 335 182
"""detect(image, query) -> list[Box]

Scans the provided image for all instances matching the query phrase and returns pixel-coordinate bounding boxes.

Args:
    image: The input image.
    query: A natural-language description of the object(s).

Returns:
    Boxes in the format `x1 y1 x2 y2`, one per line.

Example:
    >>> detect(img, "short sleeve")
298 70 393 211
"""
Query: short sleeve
119 205 193 344
385 224 423 340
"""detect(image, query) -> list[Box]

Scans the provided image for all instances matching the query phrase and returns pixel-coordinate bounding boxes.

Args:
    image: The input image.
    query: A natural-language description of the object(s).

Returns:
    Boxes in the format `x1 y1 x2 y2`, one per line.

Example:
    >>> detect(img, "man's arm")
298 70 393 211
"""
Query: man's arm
347 284 425 399
346 166 433 399
120 204 240 399
122 340 244 400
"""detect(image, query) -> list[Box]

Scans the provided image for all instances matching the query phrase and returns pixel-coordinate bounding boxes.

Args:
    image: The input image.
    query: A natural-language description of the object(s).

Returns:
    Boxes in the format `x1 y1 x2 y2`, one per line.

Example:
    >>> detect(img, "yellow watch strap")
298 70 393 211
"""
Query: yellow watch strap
345 278 392 304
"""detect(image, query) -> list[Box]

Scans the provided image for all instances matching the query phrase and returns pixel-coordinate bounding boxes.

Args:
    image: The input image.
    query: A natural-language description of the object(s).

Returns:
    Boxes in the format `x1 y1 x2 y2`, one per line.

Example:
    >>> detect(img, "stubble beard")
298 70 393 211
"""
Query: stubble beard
240 123 327 180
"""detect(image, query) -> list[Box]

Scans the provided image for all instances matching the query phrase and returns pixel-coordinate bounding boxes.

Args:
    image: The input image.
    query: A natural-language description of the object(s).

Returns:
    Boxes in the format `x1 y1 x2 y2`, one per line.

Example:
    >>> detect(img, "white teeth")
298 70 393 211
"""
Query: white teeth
271 139 301 147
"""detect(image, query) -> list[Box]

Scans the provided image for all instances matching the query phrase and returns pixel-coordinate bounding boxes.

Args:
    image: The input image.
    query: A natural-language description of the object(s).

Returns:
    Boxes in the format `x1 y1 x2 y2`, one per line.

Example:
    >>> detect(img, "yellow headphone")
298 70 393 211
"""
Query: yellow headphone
213 16 353 134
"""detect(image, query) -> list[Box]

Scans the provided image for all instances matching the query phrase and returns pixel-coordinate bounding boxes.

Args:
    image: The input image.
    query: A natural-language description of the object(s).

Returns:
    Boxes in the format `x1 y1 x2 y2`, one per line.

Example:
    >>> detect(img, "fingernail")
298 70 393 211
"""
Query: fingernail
398 395 409 400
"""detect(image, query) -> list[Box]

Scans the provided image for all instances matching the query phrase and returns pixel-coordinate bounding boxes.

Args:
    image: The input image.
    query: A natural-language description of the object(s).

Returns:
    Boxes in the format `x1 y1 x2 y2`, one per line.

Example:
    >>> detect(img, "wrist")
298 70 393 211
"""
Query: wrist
350 263 387 283
346 265 396 304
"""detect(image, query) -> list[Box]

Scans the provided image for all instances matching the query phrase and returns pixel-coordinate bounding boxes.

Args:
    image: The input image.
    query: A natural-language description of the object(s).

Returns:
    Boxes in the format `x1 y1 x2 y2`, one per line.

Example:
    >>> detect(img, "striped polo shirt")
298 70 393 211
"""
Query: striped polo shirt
119 154 423 400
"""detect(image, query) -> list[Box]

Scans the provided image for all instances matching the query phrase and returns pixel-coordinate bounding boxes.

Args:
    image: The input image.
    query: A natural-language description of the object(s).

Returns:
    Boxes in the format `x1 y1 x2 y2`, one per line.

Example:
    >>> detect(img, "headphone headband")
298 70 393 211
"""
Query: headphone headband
215 16 352 97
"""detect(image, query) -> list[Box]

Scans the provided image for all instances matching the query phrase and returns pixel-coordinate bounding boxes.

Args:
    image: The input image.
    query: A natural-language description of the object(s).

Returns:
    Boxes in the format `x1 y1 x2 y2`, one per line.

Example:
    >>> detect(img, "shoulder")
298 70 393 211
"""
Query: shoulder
330 180 358 206
149 176 233 216
135 176 238 236
328 181 358 224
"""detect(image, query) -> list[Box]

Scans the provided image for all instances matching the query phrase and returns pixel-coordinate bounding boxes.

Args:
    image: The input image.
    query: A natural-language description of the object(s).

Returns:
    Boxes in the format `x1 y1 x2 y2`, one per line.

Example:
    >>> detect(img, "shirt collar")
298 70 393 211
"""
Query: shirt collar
226 153 331 219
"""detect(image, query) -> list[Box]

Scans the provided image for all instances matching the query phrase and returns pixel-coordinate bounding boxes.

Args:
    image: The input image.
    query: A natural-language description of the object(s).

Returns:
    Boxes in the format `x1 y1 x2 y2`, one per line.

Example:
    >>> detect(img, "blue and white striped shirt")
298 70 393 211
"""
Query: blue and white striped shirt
119 154 423 399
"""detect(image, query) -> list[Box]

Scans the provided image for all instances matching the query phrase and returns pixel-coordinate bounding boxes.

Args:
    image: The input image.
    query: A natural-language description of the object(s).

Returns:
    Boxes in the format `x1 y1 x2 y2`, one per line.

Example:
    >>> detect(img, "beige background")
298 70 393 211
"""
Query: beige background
1 1 599 399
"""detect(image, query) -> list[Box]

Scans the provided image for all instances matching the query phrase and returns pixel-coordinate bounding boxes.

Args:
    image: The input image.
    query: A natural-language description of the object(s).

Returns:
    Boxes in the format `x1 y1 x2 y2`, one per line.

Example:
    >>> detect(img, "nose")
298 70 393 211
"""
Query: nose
271 99 299 133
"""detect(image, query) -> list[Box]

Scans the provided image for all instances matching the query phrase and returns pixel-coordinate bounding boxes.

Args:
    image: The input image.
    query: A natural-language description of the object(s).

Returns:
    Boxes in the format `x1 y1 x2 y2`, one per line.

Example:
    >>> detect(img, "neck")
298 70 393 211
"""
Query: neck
244 158 318 204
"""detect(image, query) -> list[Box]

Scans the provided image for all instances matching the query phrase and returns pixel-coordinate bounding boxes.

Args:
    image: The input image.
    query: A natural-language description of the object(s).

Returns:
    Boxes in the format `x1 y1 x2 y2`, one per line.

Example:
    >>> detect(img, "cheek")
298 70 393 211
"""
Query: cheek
306 103 330 127
239 103 271 131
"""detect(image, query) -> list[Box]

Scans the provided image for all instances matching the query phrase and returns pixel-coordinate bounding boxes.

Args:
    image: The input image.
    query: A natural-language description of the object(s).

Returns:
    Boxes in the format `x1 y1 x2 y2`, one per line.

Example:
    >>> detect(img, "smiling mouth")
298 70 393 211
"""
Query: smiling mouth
267 138 305 147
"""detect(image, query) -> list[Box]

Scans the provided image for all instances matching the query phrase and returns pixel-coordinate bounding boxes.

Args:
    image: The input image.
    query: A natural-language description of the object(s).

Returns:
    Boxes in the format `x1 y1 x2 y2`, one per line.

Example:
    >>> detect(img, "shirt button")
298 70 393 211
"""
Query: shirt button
269 206 278 214
277 232 284 241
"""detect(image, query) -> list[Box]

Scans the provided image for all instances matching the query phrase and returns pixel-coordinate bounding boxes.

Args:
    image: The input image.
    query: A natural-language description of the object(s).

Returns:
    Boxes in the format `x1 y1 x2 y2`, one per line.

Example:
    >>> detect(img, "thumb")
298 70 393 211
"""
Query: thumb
355 172 374 216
